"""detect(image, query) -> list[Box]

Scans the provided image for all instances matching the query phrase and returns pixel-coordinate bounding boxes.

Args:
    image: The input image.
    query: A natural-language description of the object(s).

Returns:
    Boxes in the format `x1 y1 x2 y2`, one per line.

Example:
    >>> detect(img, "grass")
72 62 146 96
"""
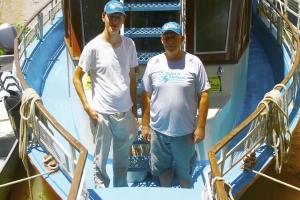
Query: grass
0 48 5 55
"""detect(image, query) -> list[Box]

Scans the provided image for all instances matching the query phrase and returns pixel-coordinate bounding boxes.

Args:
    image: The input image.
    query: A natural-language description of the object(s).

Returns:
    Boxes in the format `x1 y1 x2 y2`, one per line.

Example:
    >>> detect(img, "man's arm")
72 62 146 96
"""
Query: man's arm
129 68 137 117
193 91 209 144
73 67 98 124
141 91 151 141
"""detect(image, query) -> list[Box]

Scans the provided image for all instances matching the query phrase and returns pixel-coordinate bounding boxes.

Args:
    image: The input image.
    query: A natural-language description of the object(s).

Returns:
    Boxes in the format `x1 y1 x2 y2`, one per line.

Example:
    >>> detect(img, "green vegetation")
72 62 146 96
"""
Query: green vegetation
15 23 24 33
0 48 5 55
14 23 30 43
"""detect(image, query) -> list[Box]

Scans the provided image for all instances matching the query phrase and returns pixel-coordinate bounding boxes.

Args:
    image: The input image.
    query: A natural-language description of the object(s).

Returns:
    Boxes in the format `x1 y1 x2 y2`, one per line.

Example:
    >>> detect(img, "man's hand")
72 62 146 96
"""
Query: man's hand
141 125 151 142
193 127 205 144
85 106 99 125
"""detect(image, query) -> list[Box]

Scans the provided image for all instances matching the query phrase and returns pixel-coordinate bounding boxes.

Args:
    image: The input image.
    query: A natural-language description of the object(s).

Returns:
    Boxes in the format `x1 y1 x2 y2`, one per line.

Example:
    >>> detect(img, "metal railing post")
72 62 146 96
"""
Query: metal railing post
180 0 186 51
51 1 54 24
284 0 288 16
37 13 44 40
297 0 300 30
71 147 77 173
23 35 27 59
277 17 283 45
269 5 273 30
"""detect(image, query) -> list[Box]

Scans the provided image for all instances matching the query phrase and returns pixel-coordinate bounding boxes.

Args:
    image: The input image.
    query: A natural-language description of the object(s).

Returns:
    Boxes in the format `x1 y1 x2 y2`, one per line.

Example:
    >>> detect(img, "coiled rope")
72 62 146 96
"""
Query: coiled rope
258 84 292 174
19 88 41 200
211 176 234 200
19 88 41 161
213 84 292 199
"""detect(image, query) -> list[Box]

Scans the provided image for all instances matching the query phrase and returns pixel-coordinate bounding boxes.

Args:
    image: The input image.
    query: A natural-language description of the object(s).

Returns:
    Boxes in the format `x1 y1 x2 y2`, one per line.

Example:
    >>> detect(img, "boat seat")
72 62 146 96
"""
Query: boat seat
207 94 230 120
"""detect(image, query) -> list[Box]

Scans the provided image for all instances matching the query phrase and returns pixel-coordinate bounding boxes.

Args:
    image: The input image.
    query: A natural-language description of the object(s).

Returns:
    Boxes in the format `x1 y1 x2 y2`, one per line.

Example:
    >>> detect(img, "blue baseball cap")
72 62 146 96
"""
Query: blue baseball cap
104 0 126 15
161 22 181 35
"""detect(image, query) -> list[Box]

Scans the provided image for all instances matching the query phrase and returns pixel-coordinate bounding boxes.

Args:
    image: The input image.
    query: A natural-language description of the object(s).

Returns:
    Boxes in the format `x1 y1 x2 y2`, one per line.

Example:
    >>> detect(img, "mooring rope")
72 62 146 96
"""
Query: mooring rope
19 88 41 200
0 170 54 189
257 84 291 174
19 88 41 161
242 166 300 192
211 176 234 200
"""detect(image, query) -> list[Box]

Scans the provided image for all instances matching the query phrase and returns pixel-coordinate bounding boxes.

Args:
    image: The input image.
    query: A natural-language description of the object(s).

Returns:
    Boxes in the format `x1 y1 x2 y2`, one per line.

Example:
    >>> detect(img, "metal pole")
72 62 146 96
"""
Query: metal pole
277 17 283 45
38 13 44 40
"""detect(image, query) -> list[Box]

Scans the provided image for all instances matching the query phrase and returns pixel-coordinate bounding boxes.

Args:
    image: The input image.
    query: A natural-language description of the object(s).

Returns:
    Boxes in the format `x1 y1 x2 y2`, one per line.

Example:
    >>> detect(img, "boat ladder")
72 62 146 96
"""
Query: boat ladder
122 0 183 65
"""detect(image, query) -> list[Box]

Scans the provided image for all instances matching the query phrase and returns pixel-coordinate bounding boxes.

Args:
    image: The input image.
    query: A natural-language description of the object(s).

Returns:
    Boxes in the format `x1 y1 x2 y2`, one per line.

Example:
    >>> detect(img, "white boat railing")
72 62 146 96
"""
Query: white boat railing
180 0 186 51
13 0 88 199
272 0 300 31
17 0 62 66
208 0 300 199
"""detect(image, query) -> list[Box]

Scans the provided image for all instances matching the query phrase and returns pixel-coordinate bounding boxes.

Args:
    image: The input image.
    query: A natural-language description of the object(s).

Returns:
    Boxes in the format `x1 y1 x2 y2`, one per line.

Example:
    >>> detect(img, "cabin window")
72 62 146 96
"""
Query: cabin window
194 0 231 53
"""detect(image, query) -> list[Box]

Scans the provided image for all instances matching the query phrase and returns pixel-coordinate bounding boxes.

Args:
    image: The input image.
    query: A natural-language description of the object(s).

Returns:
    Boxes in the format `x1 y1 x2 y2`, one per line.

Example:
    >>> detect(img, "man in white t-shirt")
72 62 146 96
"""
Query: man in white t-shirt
142 22 210 188
73 0 138 187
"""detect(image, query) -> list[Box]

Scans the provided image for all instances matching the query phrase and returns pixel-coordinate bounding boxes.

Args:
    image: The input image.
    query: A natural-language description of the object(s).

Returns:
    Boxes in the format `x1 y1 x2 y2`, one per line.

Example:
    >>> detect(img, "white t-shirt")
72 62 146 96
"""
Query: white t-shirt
142 53 210 137
78 35 138 114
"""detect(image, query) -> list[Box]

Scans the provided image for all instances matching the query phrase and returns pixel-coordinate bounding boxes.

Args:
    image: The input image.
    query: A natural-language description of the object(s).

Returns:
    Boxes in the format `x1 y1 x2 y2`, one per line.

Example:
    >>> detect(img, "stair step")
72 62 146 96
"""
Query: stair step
125 27 162 38
124 2 180 12
138 52 162 65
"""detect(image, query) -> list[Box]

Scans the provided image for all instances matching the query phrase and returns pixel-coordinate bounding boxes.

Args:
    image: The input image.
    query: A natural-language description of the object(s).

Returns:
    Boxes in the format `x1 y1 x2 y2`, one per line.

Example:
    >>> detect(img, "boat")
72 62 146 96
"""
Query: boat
8 0 300 199
0 90 19 200
0 53 20 199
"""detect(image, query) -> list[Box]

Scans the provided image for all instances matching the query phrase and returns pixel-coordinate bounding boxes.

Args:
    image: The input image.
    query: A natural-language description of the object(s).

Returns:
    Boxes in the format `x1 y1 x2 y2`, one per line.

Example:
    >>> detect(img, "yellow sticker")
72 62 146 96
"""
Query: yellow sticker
208 76 221 92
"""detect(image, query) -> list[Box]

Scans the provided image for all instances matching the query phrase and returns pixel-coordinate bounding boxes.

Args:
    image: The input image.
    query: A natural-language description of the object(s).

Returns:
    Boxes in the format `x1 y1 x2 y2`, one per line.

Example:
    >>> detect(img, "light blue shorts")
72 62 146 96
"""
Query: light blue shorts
150 129 196 183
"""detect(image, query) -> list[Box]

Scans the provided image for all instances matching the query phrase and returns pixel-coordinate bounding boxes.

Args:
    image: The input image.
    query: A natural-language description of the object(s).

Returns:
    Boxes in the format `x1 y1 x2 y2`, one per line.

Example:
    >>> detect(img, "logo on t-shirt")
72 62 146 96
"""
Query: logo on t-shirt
159 71 185 83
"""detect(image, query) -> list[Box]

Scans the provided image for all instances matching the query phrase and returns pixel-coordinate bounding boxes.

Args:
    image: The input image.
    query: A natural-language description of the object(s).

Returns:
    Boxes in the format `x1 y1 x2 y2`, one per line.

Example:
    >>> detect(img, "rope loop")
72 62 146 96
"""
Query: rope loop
211 176 234 200
19 88 41 162
18 88 41 200
257 85 291 174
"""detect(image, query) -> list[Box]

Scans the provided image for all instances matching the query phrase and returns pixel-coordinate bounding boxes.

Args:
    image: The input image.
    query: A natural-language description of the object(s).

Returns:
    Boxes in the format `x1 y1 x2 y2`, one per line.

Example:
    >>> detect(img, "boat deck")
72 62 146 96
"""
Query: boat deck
20 4 298 198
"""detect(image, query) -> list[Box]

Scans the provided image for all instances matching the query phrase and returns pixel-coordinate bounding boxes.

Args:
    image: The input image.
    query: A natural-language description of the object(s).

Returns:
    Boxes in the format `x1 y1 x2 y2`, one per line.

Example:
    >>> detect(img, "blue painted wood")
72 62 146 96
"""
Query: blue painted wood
137 52 162 64
124 2 180 12
124 27 162 38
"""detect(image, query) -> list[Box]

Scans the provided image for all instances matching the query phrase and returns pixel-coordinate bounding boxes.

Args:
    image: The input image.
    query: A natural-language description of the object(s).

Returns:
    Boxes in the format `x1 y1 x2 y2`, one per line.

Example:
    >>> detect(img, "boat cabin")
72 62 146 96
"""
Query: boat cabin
63 0 252 64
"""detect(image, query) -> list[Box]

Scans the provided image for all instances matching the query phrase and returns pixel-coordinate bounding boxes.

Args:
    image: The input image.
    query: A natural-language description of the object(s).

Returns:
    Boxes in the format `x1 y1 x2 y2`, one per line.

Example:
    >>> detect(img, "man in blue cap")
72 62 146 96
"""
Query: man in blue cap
141 22 210 188
73 0 138 188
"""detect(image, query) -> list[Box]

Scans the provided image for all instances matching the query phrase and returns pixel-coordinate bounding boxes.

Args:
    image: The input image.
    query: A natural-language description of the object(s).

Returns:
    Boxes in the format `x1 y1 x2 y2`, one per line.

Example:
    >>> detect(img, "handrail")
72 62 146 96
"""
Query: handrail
13 0 88 199
208 0 300 199
273 0 300 31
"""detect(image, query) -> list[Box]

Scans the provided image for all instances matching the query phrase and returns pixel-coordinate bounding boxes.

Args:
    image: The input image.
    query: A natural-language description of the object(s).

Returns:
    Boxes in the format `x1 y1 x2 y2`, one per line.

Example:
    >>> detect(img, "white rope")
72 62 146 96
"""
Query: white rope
19 88 41 162
243 166 300 192
0 171 53 188
211 176 234 200
18 88 41 200
258 85 292 174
